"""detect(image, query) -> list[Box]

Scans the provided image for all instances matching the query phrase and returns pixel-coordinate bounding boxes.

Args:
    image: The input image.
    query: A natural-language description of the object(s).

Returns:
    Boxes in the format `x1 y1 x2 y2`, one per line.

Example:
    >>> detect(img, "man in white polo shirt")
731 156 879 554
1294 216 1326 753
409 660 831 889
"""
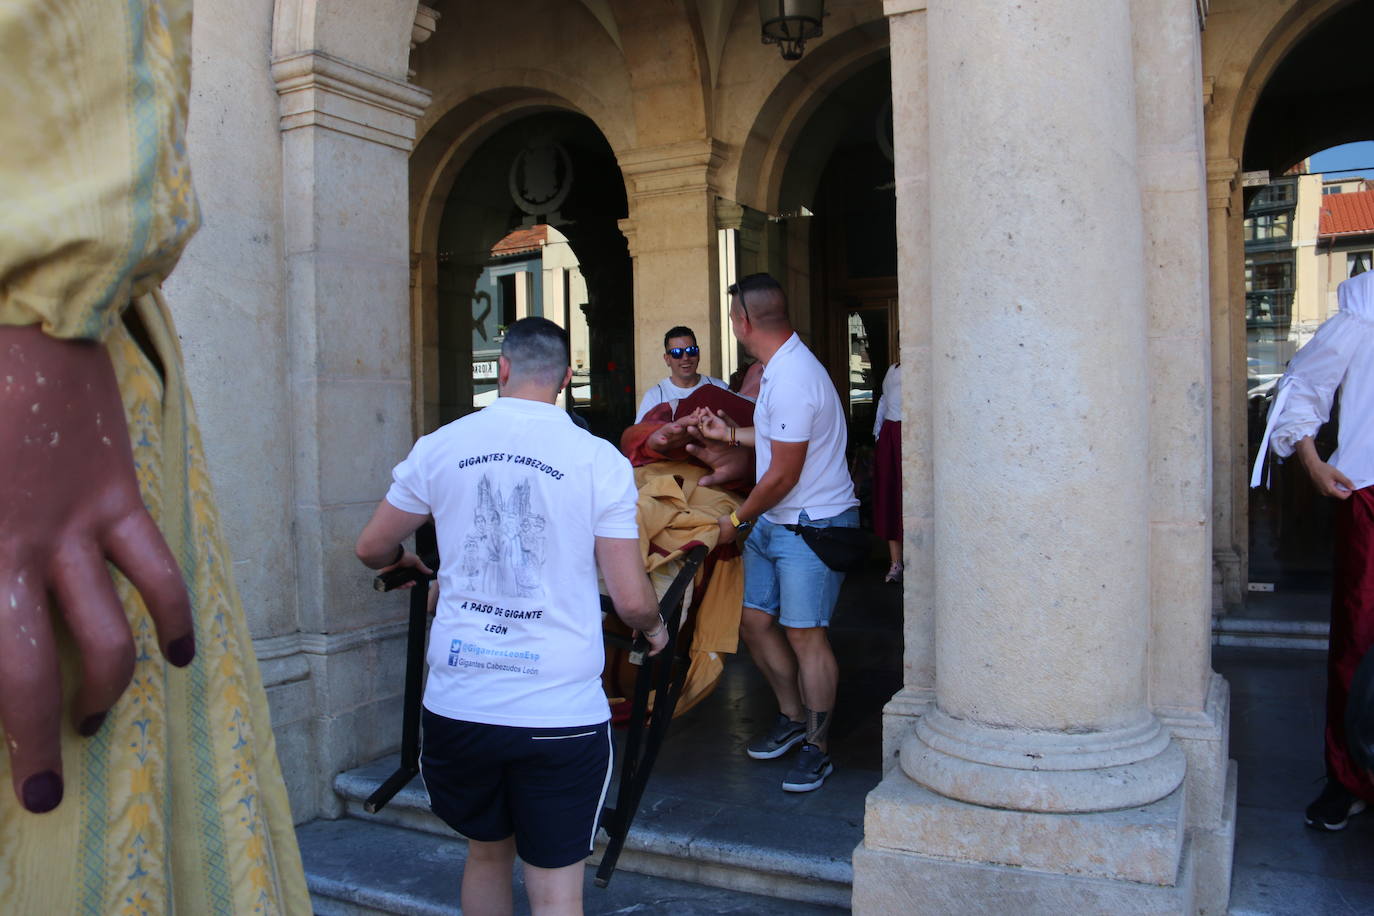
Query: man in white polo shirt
355 317 666 912
634 325 730 422
696 273 859 793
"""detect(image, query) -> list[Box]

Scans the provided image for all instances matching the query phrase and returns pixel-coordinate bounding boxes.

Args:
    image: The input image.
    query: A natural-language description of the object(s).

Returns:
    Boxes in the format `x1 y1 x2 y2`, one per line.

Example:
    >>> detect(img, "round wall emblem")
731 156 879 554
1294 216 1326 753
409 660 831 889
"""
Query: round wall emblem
509 142 574 216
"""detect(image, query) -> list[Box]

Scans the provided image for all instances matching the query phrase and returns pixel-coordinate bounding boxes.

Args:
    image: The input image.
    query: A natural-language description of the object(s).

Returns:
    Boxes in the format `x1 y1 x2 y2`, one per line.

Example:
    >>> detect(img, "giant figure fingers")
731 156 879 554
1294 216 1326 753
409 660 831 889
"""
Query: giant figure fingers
0 325 194 812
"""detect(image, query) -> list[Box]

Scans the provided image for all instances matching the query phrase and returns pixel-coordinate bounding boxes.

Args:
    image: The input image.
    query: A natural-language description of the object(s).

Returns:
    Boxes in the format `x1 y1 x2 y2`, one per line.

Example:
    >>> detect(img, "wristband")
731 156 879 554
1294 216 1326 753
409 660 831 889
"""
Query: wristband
729 425 736 446
644 614 666 639
730 511 753 532
390 544 405 566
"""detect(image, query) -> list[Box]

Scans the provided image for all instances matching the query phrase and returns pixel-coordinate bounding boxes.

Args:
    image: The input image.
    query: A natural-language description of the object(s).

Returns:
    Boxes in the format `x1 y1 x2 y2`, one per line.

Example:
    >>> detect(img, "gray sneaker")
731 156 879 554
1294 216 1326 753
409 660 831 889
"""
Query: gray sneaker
746 714 806 760
782 743 834 792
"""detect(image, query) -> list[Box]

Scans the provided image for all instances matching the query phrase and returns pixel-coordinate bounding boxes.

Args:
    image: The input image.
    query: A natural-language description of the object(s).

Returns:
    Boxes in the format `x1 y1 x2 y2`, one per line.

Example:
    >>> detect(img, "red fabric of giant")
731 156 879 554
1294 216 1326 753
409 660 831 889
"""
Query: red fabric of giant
1327 486 1374 800
872 419 902 542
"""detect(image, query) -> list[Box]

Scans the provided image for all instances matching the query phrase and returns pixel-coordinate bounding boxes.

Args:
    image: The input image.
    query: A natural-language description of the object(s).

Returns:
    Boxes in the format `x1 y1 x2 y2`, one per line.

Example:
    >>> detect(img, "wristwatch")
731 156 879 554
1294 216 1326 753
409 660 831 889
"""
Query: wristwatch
730 510 754 536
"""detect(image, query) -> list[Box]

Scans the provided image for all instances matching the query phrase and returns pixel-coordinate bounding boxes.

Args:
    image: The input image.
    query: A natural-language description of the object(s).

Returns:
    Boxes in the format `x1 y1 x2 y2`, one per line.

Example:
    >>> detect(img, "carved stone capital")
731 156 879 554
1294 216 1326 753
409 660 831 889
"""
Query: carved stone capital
619 139 728 201
272 51 432 152
1206 157 1239 213
616 217 638 259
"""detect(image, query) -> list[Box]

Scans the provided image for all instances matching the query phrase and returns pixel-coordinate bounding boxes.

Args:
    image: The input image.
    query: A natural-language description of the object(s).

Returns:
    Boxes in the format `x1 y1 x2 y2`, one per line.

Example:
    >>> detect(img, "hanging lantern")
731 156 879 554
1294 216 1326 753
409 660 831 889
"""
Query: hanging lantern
758 0 825 61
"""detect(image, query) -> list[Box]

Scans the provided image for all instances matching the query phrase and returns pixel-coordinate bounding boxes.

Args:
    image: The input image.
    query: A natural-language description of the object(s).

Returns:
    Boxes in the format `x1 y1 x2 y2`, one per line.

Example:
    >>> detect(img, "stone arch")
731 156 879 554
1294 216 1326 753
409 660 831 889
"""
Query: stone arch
412 80 633 269
1208 0 1364 173
731 19 891 215
410 90 631 433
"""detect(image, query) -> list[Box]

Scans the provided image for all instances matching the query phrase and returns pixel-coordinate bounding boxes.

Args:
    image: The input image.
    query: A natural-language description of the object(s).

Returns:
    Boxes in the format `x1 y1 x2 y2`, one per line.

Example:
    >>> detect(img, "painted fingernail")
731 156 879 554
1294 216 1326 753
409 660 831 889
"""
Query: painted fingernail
78 712 108 737
167 634 196 668
21 771 63 813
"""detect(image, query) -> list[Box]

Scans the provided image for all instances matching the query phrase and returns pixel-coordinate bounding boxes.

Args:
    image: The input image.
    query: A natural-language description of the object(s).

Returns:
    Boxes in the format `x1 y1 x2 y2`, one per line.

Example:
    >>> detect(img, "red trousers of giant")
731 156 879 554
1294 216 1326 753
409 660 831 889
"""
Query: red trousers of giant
1327 486 1374 801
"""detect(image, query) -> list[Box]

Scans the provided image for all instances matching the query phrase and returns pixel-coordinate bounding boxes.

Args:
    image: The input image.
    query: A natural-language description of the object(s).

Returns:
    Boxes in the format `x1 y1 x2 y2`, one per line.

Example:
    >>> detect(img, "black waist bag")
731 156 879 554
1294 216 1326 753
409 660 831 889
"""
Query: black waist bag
783 523 871 572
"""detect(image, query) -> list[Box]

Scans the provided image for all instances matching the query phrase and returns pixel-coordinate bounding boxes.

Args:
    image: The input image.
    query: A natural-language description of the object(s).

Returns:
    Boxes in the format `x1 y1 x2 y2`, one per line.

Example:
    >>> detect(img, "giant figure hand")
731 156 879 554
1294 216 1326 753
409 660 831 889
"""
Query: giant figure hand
0 325 195 813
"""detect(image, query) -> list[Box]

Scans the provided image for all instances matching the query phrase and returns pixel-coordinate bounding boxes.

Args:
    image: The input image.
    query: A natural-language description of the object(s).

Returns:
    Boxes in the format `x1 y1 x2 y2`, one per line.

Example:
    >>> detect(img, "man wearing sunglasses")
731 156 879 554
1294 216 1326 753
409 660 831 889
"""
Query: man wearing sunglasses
633 326 730 422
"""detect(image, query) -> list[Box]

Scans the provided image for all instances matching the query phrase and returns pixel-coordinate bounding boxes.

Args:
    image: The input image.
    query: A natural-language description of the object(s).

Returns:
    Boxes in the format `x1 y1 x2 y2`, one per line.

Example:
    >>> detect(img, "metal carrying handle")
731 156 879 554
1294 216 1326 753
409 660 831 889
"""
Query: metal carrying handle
594 545 707 888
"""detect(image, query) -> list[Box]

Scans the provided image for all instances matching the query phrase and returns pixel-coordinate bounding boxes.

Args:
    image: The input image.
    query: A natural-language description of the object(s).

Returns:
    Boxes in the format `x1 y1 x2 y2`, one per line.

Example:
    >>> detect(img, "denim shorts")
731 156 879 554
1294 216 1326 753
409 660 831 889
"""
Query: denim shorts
742 507 858 628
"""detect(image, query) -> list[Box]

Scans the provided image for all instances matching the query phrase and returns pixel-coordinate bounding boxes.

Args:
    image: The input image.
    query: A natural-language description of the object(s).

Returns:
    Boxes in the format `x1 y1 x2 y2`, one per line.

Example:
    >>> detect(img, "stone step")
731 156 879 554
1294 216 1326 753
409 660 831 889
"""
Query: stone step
299 817 847 915
332 755 856 910
1211 616 1328 651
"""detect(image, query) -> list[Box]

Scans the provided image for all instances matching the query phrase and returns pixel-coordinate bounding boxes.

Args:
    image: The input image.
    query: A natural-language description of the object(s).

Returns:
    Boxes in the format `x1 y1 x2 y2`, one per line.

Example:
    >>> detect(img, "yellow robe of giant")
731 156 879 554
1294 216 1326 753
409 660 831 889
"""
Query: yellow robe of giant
0 2 309 912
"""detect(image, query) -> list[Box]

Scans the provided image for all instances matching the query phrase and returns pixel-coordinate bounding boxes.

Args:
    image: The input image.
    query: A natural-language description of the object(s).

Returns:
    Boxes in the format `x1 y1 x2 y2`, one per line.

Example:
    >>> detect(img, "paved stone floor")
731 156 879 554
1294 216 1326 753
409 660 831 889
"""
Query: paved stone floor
304 559 1374 913
1219 646 1374 914
641 560 1374 914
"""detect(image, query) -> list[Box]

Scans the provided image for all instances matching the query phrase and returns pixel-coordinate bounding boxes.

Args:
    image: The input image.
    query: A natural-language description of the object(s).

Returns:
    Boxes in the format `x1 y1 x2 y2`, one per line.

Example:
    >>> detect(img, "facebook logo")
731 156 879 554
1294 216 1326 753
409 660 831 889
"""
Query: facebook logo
448 639 463 666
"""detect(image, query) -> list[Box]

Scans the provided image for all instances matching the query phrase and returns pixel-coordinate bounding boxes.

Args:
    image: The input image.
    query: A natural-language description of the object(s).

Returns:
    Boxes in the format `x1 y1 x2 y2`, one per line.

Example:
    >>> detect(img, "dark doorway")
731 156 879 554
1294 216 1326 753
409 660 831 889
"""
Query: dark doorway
433 111 632 440
1242 0 1374 621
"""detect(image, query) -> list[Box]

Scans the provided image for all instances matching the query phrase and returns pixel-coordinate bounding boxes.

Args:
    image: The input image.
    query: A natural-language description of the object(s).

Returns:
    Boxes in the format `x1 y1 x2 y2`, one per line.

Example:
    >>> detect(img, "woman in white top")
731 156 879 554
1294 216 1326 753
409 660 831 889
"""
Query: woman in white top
634 326 729 422
871 361 903 582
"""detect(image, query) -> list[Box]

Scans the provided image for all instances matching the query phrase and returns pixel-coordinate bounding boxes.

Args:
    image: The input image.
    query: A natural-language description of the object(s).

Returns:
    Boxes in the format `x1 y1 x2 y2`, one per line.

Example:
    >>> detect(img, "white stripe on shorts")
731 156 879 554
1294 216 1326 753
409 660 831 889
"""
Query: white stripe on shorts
531 731 597 740
588 725 614 853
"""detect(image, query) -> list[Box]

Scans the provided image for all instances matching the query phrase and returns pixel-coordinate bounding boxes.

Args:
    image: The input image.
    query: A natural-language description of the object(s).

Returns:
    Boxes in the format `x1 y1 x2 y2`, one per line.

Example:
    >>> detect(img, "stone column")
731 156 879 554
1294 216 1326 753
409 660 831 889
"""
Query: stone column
1136 5 1237 911
855 1 1201 910
272 50 430 816
913 0 1182 815
619 140 725 393
1206 156 1246 614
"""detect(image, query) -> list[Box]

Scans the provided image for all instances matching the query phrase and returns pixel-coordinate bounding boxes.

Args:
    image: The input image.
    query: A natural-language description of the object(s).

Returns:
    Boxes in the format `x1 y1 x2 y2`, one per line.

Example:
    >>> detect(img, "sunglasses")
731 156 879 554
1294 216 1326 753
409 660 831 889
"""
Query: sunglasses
666 346 700 358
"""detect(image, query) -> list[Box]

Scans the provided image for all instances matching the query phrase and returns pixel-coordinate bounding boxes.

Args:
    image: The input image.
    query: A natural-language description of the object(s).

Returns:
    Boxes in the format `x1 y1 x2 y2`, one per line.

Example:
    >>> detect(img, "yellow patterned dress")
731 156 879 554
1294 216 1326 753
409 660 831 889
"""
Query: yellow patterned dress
0 2 309 913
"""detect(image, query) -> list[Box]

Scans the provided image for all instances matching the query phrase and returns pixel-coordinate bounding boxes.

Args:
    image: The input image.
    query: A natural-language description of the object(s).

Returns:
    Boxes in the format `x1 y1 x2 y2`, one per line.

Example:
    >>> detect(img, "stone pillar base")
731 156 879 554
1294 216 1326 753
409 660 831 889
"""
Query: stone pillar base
853 769 1233 914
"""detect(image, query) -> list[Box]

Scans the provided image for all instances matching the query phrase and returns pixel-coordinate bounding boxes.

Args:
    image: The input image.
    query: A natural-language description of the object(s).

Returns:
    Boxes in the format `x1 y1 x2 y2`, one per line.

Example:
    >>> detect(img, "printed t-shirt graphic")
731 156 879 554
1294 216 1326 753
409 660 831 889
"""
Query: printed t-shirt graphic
386 397 639 728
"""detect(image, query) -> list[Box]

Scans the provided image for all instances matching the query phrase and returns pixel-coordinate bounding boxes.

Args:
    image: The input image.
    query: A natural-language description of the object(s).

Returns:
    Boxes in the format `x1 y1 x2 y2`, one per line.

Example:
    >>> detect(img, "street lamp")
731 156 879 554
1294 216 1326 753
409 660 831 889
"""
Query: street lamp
758 0 825 61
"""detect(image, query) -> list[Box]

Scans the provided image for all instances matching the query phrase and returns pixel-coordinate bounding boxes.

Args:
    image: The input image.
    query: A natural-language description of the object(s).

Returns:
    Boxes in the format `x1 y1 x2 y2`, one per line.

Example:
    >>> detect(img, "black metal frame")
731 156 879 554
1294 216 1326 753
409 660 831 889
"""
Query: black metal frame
594 544 707 888
364 524 438 814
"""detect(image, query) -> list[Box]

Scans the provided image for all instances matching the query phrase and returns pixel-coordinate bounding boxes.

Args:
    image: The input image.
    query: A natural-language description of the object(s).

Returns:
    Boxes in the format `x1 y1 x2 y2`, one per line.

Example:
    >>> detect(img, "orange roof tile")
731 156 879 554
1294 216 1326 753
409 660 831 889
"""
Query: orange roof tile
491 224 548 257
1319 190 1374 238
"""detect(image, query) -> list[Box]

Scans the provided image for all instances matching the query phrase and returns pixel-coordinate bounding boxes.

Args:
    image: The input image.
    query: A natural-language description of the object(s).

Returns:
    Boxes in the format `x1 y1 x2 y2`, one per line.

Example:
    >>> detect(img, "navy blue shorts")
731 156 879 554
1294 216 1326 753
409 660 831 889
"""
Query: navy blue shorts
420 709 613 869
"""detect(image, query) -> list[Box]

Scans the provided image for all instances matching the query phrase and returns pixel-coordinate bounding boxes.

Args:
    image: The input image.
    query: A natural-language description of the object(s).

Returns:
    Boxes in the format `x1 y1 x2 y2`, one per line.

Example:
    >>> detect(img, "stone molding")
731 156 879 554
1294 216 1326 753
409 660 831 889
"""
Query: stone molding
713 198 767 240
299 619 411 656
253 632 311 689
903 706 1187 813
254 630 306 661
862 774 1186 887
619 139 728 201
272 50 431 152
1206 156 1239 214
883 0 927 15
616 217 638 259
412 5 439 49
251 620 412 685
881 684 933 721
1155 669 1228 739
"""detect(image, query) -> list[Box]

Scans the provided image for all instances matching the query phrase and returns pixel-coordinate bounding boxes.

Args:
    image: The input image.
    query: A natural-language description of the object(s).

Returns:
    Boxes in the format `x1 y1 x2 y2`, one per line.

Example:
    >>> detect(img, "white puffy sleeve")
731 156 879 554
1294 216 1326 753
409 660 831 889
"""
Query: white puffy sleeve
1251 312 1367 487
1269 312 1366 457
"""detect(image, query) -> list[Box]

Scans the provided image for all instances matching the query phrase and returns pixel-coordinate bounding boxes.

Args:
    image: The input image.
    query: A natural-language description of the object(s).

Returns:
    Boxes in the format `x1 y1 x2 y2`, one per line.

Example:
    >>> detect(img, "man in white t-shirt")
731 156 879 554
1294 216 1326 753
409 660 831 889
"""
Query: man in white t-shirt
633 325 730 422
696 274 859 793
355 317 666 914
